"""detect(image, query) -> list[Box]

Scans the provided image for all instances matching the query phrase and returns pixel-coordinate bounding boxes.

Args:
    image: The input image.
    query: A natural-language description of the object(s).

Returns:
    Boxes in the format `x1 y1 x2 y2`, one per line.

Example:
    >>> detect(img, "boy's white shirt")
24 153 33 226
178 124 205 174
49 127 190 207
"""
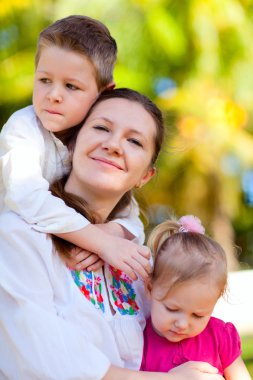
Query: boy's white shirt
0 105 144 241
0 210 148 380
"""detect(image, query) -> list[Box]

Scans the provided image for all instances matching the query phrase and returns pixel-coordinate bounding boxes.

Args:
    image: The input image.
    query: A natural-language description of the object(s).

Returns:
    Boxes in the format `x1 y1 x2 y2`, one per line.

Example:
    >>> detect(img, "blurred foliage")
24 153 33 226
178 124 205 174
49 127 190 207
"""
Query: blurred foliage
242 335 253 376
1 0 253 268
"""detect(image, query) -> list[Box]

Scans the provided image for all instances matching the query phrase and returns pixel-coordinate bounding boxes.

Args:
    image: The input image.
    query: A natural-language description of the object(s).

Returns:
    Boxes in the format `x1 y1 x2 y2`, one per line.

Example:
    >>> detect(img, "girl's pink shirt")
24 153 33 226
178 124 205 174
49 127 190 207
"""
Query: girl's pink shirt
141 316 241 375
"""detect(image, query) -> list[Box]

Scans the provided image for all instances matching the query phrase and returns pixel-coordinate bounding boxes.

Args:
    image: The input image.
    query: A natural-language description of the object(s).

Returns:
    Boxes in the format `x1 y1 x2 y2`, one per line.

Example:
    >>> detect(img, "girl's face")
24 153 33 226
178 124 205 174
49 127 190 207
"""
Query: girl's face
66 98 156 200
149 279 221 342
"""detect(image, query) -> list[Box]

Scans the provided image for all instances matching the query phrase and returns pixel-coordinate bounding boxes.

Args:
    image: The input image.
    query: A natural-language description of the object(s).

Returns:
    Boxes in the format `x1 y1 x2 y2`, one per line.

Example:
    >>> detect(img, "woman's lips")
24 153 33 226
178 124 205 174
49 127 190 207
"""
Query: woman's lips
91 156 124 170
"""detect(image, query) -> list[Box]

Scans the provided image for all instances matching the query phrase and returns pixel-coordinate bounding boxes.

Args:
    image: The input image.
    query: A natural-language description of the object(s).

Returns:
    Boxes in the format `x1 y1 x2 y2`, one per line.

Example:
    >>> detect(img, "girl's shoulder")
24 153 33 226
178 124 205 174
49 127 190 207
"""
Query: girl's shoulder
208 316 239 335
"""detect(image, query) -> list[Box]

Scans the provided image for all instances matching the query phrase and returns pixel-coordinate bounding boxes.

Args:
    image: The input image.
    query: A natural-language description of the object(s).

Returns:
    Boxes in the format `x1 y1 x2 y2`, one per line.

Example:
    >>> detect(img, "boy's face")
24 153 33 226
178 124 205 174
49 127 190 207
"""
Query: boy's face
149 279 220 342
33 46 99 132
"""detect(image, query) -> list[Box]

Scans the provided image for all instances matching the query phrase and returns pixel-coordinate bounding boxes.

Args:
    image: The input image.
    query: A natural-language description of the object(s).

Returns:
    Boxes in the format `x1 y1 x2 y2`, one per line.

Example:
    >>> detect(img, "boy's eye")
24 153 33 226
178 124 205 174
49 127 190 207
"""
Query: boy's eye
40 78 50 84
128 138 143 147
66 83 79 90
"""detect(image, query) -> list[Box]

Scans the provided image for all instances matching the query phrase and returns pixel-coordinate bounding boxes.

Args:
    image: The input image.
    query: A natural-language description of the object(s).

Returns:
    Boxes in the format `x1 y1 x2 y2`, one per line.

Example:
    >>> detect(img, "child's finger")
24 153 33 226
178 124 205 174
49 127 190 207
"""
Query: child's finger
118 263 137 281
137 245 151 259
87 259 104 272
128 257 150 280
75 253 100 271
70 247 83 258
133 253 152 274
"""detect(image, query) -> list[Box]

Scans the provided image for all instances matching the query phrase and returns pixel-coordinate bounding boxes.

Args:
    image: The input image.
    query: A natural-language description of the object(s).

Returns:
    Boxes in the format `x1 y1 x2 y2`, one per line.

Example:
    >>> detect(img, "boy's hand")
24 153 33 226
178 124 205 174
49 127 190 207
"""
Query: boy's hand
56 225 150 279
100 236 152 281
63 247 104 271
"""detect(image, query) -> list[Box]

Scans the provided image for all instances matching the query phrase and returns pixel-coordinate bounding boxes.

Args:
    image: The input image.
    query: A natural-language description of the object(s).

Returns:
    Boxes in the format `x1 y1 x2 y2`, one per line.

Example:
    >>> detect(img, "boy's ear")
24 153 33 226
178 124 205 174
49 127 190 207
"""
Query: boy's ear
105 81 115 90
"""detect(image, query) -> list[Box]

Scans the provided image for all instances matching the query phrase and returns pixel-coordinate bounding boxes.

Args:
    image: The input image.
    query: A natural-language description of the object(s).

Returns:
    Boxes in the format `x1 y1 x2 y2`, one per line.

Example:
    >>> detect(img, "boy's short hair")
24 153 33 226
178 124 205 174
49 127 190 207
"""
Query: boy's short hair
35 15 117 90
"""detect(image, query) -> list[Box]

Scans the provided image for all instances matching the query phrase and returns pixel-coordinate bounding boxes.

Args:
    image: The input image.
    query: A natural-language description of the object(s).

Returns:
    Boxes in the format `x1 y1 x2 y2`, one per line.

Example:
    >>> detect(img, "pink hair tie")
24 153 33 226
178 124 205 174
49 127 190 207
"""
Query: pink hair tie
178 215 205 234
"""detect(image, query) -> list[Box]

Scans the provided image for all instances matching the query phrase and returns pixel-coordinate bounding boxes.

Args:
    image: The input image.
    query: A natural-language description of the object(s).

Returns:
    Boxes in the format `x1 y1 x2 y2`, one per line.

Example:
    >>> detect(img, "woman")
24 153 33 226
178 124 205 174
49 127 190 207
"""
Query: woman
0 89 223 380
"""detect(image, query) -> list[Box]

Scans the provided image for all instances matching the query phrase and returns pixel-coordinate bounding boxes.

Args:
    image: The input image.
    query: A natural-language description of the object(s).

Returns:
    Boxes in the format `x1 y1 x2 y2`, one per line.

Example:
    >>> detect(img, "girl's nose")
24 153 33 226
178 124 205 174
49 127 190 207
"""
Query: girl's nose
174 316 188 330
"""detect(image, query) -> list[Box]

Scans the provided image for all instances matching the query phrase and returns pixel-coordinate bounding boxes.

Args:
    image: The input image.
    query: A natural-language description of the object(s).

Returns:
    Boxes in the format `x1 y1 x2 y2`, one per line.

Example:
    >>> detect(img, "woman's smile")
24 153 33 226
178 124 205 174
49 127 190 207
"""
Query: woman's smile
66 97 156 199
90 155 124 171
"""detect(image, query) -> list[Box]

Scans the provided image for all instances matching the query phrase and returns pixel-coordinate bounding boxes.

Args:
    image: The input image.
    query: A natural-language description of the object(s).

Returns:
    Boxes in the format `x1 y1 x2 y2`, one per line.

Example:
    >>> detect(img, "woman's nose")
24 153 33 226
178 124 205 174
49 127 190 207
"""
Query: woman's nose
102 136 123 155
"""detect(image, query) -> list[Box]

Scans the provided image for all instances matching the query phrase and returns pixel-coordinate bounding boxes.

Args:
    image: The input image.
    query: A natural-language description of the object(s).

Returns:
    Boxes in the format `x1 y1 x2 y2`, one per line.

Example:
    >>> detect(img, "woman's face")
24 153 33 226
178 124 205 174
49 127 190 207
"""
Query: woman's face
67 98 156 200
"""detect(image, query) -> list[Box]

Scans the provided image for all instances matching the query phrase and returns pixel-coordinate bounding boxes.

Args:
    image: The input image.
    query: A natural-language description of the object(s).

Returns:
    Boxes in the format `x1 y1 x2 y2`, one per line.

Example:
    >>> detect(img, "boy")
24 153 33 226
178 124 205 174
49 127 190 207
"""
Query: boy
0 15 150 280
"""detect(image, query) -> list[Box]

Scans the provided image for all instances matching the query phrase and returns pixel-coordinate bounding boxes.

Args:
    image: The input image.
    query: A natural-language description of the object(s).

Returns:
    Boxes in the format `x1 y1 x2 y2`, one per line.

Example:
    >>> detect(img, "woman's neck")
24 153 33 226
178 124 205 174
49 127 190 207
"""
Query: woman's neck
64 179 122 222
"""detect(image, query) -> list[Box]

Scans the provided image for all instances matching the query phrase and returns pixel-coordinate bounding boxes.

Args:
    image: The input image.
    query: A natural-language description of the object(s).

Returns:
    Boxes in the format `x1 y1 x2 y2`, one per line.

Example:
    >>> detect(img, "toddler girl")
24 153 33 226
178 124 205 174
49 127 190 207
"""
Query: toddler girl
141 215 251 379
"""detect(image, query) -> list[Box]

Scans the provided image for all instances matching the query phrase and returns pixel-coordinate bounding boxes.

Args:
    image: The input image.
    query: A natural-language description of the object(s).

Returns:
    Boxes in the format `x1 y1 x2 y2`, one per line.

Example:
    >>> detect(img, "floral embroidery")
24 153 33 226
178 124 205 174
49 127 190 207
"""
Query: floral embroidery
70 269 105 312
70 266 140 316
108 266 139 315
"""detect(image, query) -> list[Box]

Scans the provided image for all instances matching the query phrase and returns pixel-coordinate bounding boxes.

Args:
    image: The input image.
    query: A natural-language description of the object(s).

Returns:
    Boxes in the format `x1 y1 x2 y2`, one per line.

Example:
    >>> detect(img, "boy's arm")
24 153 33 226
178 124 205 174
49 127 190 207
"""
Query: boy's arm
57 225 151 280
64 199 145 273
0 107 88 233
64 222 140 273
112 197 145 244
223 356 252 380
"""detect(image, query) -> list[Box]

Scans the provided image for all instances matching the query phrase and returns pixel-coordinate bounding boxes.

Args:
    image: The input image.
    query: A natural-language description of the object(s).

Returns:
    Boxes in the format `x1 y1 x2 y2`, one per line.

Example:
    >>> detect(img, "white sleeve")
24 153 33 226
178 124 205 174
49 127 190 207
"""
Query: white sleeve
113 197 145 244
0 107 89 233
0 213 112 380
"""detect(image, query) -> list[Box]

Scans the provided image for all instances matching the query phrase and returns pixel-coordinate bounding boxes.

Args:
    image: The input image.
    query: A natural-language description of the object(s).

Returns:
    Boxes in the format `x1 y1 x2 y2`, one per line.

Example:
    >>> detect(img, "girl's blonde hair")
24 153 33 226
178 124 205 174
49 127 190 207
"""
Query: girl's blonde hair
147 217 227 300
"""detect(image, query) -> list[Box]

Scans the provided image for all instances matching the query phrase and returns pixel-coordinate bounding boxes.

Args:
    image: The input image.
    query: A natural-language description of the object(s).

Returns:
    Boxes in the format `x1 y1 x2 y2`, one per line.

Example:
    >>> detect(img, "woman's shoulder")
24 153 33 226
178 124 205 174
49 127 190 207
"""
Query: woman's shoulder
0 210 25 231
0 211 50 247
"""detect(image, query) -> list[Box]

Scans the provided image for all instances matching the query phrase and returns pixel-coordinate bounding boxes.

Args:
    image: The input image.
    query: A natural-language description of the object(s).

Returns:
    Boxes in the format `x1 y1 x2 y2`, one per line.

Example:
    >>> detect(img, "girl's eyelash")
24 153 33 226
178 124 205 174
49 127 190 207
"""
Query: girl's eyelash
193 314 204 319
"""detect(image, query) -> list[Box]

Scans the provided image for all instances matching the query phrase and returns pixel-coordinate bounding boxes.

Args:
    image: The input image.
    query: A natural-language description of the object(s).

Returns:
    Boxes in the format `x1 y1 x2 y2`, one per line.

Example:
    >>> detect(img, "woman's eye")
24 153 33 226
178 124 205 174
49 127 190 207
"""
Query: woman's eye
66 83 79 90
166 307 178 313
93 125 109 132
128 138 143 147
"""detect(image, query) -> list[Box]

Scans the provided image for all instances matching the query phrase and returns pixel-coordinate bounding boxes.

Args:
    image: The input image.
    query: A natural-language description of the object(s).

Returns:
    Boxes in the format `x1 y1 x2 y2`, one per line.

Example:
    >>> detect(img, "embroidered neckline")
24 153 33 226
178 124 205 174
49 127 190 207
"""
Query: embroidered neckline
70 265 139 315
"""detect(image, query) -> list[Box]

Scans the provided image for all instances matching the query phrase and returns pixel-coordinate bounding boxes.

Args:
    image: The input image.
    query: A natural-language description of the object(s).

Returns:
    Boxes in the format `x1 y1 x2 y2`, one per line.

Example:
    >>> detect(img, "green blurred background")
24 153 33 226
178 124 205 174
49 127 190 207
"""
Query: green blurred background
2 0 253 270
0 0 252 372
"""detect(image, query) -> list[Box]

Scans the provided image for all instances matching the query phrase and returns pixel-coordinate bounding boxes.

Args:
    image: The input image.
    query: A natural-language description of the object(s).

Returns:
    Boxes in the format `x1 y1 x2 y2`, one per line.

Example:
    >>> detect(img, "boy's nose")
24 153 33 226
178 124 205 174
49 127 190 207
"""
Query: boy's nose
47 86 63 103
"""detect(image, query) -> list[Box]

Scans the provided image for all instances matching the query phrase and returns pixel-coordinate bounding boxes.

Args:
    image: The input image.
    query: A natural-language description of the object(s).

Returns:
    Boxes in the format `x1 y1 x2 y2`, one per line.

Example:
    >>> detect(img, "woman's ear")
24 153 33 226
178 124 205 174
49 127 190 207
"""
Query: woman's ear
144 278 153 300
136 167 156 189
